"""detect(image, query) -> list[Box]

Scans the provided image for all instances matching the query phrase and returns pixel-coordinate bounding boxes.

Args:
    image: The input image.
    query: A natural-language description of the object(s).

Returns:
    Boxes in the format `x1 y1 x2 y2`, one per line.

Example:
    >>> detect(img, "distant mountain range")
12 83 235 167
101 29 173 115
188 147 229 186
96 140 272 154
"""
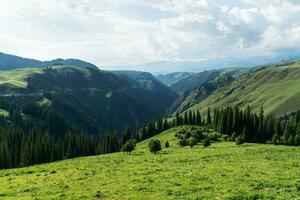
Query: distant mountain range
109 51 300 73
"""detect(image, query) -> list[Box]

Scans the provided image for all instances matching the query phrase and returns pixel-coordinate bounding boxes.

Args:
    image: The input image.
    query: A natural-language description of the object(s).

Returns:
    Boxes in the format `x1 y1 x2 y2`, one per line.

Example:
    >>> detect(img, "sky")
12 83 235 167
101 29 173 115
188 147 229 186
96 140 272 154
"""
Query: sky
0 0 300 72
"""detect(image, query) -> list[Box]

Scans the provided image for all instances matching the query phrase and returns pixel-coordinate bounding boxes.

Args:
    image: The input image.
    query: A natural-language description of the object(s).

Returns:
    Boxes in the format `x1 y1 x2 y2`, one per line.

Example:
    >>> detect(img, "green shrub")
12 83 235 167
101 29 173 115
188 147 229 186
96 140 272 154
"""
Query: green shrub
294 134 300 146
285 135 295 145
221 134 230 141
178 139 187 147
231 132 238 141
121 139 136 154
148 139 162 154
184 131 191 139
271 134 282 145
187 137 197 148
165 141 170 148
235 136 244 145
191 130 205 141
203 138 211 147
207 132 221 141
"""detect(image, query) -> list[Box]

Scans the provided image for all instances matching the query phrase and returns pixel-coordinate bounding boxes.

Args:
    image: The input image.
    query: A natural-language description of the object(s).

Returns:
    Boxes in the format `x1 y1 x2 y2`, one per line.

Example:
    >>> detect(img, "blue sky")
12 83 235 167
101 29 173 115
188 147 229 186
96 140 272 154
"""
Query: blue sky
0 0 300 72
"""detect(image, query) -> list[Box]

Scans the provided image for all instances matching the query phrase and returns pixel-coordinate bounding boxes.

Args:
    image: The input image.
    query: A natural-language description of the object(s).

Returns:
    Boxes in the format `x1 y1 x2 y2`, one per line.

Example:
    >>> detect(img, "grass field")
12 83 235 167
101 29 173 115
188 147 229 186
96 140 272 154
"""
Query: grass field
0 126 299 200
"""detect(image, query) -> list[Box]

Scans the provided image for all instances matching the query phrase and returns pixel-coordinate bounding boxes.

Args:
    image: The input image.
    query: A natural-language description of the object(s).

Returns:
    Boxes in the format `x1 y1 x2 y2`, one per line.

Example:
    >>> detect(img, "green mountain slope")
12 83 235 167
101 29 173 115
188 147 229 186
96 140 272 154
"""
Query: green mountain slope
0 66 177 133
0 125 299 199
0 52 97 70
156 72 194 87
158 68 247 95
170 68 247 113
187 60 300 116
169 70 221 95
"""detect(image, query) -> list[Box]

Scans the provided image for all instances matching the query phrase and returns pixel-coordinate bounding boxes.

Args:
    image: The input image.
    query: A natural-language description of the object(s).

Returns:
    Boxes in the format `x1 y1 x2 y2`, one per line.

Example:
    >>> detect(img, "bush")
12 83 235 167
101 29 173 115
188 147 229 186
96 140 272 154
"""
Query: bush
271 133 282 145
221 134 230 141
188 137 197 148
207 132 221 141
178 139 187 147
231 132 238 141
184 131 191 139
192 130 205 142
165 141 170 148
203 138 211 147
294 134 300 146
284 135 295 145
121 139 136 154
235 136 244 145
148 139 162 154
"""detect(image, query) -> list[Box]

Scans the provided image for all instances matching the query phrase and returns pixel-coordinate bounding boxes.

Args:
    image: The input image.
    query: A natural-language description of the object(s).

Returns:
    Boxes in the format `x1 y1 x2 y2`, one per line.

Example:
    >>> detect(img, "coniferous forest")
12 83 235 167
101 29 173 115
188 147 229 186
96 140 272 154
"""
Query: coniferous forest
1 94 299 170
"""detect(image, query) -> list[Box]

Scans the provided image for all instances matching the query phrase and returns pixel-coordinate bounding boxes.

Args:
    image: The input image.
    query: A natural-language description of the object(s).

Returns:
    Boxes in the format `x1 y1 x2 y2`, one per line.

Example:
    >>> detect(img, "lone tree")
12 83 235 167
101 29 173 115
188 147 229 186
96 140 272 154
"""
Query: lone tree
165 141 170 148
148 139 162 154
203 138 211 147
121 139 136 154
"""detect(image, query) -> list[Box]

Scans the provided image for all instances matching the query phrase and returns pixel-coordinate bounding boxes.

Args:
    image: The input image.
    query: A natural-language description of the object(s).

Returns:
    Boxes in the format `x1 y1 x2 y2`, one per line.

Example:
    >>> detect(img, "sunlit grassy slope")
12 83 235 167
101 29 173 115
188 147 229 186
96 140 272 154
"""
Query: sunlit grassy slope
188 61 300 116
0 126 299 199
0 68 43 88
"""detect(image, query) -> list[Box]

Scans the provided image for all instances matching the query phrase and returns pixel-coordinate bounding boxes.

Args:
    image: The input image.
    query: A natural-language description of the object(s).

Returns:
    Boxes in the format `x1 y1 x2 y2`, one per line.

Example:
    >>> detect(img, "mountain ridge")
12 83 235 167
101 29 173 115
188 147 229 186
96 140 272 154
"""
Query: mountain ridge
0 52 98 70
0 65 177 134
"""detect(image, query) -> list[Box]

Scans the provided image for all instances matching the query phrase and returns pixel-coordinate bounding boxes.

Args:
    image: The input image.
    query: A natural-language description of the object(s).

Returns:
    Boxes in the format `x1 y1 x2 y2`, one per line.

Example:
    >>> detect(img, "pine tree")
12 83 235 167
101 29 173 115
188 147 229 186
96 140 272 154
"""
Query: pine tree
148 139 162 154
207 107 212 125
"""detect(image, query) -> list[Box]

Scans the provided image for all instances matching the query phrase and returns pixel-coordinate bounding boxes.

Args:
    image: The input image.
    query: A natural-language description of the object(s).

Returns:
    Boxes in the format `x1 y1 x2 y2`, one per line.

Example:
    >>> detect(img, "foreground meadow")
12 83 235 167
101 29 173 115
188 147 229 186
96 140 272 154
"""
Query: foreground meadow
0 126 299 200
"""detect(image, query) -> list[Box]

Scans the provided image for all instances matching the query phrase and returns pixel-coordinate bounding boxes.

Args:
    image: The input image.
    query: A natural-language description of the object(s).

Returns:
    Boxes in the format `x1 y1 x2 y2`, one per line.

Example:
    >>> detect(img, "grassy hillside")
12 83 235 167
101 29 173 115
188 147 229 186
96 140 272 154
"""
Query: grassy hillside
187 61 300 116
0 125 299 199
170 68 248 113
156 72 194 87
0 68 43 88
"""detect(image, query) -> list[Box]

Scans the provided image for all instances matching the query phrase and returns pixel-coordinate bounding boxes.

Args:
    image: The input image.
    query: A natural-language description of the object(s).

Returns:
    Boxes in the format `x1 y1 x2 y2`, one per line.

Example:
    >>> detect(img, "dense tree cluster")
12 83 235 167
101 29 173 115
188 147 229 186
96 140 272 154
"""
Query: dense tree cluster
0 102 121 169
175 127 213 148
174 110 203 127
212 106 300 145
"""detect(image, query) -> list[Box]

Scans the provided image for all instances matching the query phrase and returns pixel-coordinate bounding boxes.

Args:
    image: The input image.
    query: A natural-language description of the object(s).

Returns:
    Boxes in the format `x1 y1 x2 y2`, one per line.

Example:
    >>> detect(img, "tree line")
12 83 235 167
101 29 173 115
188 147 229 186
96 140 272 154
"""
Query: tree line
1 101 300 170
116 105 300 149
0 102 122 169
212 106 300 145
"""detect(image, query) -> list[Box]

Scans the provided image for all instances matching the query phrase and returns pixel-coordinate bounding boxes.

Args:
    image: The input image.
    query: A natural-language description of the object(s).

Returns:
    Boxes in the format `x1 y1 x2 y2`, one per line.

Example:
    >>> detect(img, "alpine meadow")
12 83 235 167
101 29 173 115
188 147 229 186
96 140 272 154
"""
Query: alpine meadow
0 1 300 200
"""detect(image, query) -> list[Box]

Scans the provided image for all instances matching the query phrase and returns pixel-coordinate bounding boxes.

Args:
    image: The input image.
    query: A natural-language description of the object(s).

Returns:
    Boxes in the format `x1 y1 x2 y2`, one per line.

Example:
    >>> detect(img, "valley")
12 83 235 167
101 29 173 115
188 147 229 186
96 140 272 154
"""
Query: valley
0 53 299 200
1 2 300 199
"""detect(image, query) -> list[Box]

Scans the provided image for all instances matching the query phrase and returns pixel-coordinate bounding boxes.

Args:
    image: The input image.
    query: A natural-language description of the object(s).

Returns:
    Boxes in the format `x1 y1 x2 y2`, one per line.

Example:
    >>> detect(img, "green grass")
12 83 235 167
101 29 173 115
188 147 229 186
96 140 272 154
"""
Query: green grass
37 97 52 107
0 126 299 199
189 62 300 116
0 68 43 88
0 65 91 89
0 109 9 117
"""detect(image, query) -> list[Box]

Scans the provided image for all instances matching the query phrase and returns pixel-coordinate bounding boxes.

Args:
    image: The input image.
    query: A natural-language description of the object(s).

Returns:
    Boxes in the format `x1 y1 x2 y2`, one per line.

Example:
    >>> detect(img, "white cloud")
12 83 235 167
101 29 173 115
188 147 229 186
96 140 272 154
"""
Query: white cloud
0 0 299 68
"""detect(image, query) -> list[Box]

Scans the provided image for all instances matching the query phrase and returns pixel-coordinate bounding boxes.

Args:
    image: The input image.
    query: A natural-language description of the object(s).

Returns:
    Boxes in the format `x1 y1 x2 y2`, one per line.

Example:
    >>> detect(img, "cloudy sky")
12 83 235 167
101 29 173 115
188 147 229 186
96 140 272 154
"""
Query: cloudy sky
0 0 300 71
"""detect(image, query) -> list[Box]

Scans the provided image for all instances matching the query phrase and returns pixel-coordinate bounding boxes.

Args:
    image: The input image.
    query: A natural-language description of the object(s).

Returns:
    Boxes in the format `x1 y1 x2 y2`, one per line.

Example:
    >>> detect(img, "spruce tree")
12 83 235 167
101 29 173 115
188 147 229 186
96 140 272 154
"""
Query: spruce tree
207 107 212 125
148 139 162 154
